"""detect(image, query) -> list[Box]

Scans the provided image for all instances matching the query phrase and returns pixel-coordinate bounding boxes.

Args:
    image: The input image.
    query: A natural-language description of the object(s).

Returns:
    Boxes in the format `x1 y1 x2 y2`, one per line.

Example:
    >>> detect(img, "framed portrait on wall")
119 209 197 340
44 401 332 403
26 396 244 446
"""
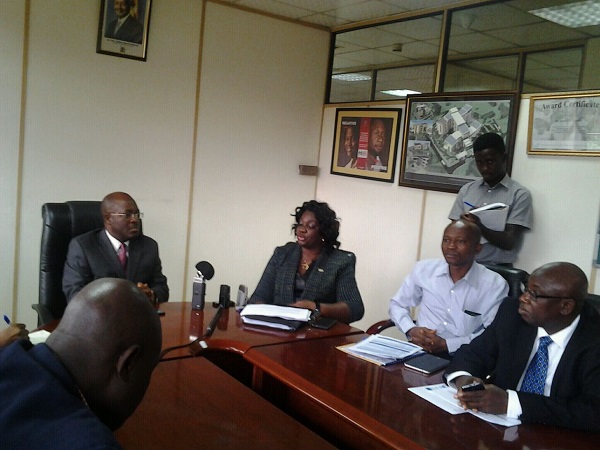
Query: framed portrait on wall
399 91 519 193
330 108 402 183
528 92 600 157
96 0 152 61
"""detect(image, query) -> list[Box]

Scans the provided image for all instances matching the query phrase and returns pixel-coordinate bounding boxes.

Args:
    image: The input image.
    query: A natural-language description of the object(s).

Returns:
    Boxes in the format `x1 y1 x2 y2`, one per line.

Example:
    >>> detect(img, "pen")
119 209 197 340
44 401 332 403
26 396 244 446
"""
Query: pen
3 315 10 325
464 201 476 209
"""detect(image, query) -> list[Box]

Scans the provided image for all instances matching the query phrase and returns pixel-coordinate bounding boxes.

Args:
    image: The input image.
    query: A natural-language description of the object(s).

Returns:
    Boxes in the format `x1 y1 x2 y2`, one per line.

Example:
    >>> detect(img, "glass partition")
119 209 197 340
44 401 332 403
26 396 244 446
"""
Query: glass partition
328 0 600 103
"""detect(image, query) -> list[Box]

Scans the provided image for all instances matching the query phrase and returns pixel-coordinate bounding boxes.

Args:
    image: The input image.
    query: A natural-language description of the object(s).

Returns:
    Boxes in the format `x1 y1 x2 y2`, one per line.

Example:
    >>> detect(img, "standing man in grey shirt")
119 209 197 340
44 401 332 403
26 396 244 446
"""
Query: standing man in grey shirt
449 133 532 266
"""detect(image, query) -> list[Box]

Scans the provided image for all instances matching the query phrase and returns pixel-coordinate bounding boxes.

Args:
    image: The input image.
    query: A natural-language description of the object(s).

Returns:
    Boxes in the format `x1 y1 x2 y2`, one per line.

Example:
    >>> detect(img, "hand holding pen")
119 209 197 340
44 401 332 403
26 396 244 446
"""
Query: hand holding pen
1 315 29 347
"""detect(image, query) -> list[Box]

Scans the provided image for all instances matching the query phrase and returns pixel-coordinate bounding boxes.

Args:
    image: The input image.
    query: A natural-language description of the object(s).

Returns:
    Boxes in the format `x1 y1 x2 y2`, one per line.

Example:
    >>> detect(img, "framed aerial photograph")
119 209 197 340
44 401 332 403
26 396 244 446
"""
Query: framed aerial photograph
330 108 402 183
399 91 519 193
97 0 152 61
528 92 600 157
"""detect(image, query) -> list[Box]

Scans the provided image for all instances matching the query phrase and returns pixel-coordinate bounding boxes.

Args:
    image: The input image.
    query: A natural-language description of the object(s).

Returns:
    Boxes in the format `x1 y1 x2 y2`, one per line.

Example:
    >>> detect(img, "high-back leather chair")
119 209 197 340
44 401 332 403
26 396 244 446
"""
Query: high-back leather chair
482 264 529 298
34 201 103 325
366 264 529 335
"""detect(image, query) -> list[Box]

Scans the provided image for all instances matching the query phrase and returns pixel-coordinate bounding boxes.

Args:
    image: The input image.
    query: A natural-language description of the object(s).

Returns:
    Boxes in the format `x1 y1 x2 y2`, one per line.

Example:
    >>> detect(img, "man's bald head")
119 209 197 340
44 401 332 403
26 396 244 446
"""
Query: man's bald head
519 262 589 334
531 262 588 306
46 278 162 430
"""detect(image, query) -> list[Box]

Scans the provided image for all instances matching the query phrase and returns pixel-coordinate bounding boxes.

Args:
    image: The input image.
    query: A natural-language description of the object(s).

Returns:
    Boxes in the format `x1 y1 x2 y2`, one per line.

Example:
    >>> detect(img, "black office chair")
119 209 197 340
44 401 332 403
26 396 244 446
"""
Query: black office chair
366 263 529 335
586 293 600 314
33 201 103 326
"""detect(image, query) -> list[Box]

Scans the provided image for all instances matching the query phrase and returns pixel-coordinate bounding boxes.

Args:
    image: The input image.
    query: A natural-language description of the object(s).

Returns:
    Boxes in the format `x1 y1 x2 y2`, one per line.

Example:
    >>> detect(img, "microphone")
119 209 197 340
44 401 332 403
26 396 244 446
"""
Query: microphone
206 284 230 336
195 261 215 280
236 284 248 310
192 261 215 310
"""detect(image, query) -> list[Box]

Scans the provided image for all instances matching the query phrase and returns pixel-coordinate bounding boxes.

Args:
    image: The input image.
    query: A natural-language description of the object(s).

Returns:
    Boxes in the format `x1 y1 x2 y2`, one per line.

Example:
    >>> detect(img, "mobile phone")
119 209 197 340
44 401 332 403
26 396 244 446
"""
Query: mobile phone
462 381 484 392
310 316 337 330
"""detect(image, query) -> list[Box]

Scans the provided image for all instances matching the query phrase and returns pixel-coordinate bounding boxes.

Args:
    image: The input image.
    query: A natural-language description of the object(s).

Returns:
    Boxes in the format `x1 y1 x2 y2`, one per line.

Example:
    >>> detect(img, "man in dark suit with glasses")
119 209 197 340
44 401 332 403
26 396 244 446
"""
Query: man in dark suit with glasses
63 191 169 304
445 262 600 432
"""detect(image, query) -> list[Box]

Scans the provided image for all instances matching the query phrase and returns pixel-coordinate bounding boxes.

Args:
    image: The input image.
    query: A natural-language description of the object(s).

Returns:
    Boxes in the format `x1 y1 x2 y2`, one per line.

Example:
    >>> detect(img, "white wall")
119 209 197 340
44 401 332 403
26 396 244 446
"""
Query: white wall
317 100 600 331
2 1 598 333
0 0 26 321
186 2 329 300
1 0 329 328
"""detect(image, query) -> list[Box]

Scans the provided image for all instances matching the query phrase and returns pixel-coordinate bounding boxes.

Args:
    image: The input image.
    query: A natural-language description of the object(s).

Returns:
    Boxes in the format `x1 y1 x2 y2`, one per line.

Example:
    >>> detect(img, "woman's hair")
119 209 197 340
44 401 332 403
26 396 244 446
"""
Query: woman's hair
292 200 340 249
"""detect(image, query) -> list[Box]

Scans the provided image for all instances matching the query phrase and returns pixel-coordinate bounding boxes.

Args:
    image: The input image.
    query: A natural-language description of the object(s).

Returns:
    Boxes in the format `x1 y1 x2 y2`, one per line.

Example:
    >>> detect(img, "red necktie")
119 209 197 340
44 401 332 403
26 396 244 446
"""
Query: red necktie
118 243 128 269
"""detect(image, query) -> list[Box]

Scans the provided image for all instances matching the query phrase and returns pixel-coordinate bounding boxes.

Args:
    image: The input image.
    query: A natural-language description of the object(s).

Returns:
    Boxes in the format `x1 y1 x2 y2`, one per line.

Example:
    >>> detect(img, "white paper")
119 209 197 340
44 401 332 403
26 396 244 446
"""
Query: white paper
348 335 424 360
241 317 297 331
28 329 51 345
240 304 311 321
409 383 521 427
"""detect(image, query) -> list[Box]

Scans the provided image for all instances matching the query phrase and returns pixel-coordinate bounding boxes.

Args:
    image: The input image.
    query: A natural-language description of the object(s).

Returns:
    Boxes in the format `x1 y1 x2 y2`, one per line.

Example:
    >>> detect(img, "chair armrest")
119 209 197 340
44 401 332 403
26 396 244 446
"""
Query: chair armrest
366 319 394 335
31 304 55 327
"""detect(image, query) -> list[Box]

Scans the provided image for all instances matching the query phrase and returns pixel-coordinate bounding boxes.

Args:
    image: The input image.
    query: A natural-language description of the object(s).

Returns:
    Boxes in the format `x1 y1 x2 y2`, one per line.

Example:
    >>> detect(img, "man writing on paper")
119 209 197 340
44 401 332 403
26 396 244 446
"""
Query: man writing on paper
445 262 600 432
449 132 532 266
388 220 508 358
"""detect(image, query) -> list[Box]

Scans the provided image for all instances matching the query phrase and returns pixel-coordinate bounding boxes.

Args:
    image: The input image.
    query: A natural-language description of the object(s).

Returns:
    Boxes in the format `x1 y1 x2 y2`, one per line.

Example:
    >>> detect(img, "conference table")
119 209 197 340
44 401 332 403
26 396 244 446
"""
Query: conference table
87 302 595 449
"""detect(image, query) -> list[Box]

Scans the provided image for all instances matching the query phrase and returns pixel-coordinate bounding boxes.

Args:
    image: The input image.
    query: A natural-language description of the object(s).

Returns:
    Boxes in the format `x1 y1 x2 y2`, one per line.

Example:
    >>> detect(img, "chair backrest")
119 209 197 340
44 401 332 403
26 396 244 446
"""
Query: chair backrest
483 264 529 298
586 293 600 314
38 201 103 324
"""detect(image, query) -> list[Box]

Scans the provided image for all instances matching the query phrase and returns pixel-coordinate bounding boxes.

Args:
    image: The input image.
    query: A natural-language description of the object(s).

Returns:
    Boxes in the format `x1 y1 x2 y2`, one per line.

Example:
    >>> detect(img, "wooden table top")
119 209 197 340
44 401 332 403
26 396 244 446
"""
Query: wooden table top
246 334 597 450
157 301 363 359
115 357 336 449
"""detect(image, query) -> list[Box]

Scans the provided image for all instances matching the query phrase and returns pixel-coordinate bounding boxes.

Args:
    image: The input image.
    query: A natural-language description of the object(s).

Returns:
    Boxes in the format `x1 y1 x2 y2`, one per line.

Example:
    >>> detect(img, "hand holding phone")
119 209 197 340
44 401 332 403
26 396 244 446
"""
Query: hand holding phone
462 381 484 392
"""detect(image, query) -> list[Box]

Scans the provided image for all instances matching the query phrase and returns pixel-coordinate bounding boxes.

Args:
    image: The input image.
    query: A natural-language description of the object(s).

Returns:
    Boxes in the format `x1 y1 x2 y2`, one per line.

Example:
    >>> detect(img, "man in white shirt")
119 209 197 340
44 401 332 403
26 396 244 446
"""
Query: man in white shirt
446 262 600 432
389 220 508 357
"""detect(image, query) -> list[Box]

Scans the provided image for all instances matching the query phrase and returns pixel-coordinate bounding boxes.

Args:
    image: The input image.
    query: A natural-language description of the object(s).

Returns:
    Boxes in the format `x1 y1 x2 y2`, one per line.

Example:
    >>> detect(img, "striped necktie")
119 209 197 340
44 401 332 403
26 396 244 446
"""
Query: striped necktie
118 243 128 270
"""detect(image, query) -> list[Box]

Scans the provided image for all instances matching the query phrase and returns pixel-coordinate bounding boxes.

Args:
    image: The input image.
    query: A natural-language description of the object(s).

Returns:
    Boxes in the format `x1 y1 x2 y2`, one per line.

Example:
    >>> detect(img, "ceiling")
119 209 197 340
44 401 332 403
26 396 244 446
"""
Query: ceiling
218 0 600 99
218 0 463 29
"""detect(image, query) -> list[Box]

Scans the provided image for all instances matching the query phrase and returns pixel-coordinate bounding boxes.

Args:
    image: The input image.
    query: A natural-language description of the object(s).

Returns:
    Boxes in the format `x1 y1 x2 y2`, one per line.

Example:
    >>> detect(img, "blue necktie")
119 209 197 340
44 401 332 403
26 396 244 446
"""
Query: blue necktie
520 336 553 395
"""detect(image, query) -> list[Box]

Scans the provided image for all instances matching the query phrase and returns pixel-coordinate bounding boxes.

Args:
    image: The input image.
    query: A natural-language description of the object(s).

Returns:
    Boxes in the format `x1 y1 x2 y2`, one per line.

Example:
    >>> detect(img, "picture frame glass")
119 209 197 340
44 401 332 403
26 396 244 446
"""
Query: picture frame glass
97 0 152 61
399 92 518 193
330 108 402 183
528 92 600 157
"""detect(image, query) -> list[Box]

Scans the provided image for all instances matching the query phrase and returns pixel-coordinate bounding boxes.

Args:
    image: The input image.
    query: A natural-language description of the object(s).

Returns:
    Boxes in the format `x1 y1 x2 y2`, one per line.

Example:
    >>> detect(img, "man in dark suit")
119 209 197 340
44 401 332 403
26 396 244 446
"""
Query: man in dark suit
63 192 169 303
445 262 600 432
104 0 144 44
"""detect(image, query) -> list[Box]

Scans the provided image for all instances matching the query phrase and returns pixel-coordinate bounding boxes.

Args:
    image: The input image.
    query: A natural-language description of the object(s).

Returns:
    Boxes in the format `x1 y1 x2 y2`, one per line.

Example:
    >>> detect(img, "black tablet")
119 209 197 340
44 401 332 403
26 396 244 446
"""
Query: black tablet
403 353 450 374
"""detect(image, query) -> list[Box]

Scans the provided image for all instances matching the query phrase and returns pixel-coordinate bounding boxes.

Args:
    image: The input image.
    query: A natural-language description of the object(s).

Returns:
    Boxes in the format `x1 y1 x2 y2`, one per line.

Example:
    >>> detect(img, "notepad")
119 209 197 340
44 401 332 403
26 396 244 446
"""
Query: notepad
403 353 450 374
467 202 509 243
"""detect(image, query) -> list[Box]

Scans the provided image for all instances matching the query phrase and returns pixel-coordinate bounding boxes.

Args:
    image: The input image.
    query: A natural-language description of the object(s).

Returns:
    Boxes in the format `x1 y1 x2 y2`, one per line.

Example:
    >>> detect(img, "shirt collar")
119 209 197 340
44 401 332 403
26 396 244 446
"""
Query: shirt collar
475 173 510 190
537 314 581 350
105 229 129 252
434 261 479 287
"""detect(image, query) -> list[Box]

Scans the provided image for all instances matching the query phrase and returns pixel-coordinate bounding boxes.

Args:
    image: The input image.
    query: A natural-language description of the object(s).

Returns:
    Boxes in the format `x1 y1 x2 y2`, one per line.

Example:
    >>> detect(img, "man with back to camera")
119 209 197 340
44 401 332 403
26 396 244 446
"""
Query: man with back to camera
0 278 163 448
63 191 169 304
105 0 144 44
445 262 600 432
389 220 508 358
449 132 532 266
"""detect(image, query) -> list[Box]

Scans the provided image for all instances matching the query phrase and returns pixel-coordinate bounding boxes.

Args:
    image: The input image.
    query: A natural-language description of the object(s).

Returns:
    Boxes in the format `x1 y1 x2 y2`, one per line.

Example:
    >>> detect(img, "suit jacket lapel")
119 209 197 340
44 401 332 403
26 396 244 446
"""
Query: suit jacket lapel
303 250 330 299
98 231 126 278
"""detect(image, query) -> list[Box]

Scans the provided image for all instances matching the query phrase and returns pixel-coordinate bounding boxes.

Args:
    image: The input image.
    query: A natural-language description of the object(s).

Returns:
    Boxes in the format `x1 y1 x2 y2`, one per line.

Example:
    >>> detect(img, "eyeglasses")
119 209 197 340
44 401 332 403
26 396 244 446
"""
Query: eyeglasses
110 212 143 220
519 283 569 303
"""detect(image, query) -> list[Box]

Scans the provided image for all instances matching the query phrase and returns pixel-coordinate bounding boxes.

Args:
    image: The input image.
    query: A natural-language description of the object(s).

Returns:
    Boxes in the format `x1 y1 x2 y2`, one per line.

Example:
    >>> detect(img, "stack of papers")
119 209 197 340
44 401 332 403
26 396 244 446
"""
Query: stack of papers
409 383 521 427
337 335 424 366
240 304 312 331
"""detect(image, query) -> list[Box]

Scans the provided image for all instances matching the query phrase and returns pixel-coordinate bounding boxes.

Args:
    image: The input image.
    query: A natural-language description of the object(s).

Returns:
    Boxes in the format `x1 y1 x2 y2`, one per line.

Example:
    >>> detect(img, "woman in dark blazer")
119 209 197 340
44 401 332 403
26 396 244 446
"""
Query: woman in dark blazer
249 200 364 324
